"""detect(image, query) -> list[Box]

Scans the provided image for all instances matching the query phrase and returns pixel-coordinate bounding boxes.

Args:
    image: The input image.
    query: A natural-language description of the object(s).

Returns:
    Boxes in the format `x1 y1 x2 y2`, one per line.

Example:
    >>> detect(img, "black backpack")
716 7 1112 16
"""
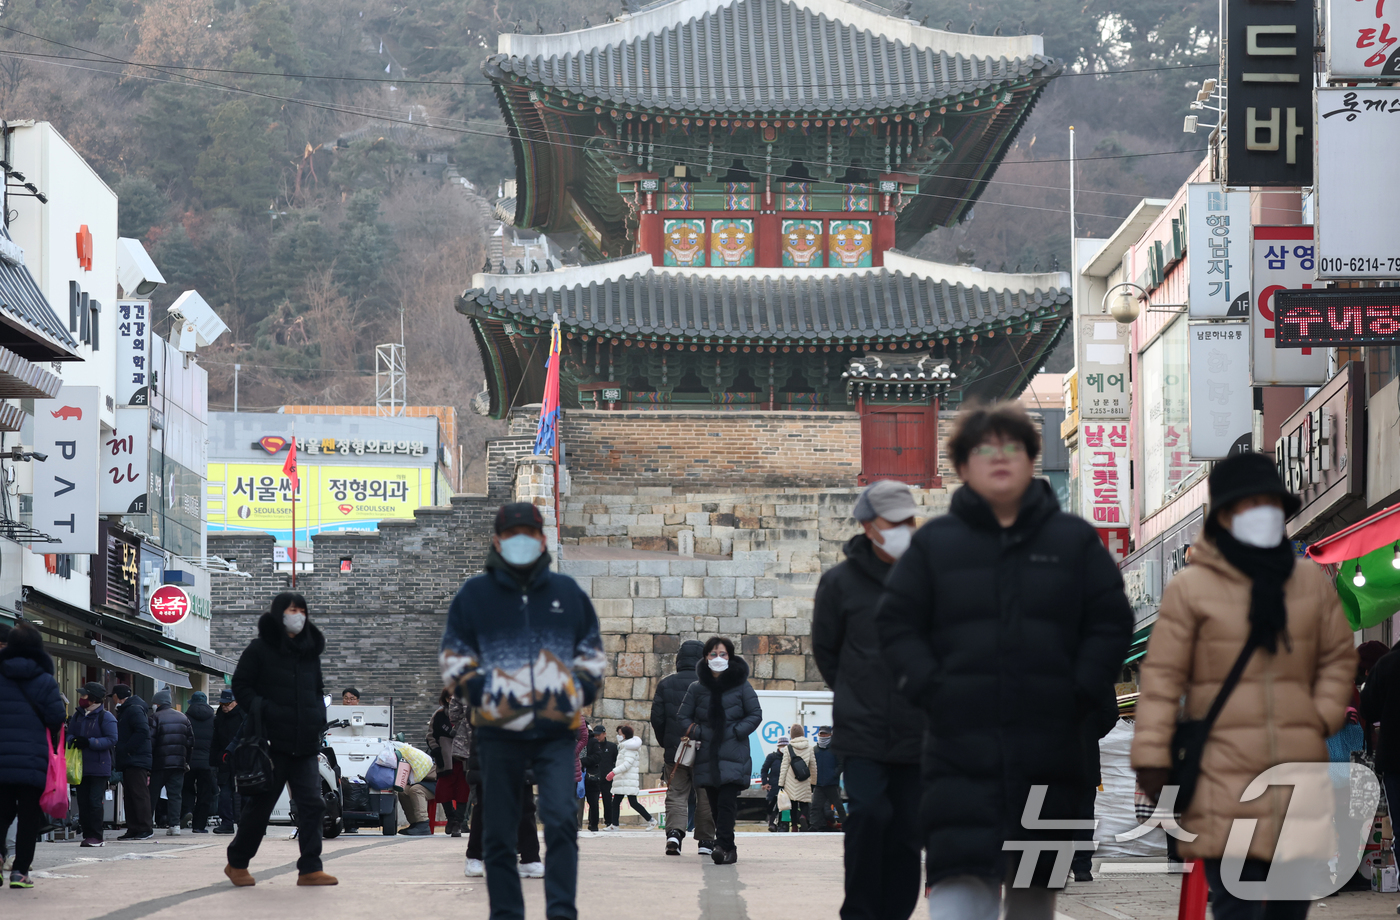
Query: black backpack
788 745 811 782
230 701 275 796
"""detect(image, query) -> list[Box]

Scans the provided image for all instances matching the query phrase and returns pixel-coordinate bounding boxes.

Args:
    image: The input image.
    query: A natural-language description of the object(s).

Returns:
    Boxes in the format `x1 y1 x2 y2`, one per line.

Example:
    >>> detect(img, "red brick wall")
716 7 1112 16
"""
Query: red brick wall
563 410 863 493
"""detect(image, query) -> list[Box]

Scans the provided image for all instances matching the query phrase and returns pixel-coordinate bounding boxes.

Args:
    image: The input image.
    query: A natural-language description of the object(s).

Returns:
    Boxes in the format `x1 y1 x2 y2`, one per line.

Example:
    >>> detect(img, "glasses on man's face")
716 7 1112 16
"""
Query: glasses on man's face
971 443 1025 458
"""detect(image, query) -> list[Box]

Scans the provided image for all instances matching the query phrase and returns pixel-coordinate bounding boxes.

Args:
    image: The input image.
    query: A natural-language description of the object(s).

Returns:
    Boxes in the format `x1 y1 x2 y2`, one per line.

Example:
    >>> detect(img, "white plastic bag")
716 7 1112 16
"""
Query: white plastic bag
1094 719 1168 858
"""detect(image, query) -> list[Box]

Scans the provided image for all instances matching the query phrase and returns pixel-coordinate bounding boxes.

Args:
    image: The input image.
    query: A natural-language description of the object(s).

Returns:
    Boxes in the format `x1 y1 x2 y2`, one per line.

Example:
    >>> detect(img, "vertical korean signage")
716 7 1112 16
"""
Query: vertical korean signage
1076 317 1131 418
100 406 149 514
1326 0 1400 79
1187 184 1252 318
115 300 151 406
1251 227 1328 385
1079 422 1130 526
1188 323 1253 458
1226 0 1314 186
1315 88 1400 280
33 387 100 554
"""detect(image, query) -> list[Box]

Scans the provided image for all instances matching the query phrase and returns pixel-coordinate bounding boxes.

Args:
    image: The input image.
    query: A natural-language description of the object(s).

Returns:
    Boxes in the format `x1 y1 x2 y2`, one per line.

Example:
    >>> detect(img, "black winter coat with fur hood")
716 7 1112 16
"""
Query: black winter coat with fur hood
231 611 327 757
677 655 762 787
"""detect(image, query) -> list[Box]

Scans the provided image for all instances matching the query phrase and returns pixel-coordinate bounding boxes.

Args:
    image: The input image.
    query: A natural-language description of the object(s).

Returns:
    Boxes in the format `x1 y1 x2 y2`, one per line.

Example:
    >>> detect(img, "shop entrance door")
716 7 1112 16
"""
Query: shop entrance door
857 402 941 488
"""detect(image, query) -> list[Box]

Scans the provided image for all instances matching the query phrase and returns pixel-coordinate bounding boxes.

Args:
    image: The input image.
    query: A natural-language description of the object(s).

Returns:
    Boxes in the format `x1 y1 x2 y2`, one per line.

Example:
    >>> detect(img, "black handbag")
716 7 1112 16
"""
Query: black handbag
788 745 811 782
1167 639 1256 814
231 701 275 796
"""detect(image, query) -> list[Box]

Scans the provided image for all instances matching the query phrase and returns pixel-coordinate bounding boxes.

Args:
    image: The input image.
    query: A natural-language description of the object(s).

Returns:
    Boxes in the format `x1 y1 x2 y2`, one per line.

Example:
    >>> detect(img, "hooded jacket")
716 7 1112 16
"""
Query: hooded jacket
113 695 152 771
813 533 926 764
778 735 818 802
232 610 328 757
186 691 216 769
876 480 1132 885
1133 533 1356 861
650 639 706 764
211 703 245 771
611 735 645 795
0 638 65 787
149 690 194 772
677 655 762 788
760 749 784 797
440 548 606 741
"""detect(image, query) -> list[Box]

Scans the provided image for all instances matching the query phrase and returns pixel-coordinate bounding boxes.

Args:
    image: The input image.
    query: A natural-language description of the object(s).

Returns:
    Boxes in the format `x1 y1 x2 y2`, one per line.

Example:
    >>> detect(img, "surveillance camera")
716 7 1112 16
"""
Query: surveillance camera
116 238 166 297
168 290 229 352
31 451 47 462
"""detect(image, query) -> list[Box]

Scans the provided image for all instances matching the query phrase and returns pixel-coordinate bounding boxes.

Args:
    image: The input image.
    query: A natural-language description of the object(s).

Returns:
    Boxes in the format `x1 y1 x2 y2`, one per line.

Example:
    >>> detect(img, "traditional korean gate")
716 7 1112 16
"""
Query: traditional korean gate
857 402 941 488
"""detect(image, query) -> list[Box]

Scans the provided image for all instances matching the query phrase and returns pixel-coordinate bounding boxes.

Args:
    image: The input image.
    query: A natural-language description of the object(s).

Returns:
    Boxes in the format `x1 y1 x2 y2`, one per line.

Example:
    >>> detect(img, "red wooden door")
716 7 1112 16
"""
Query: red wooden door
858 403 941 488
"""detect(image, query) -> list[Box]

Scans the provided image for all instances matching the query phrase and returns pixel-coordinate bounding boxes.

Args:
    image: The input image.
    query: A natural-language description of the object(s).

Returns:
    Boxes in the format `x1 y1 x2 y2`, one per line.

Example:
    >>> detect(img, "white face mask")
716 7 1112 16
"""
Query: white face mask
283 611 307 635
1230 505 1286 548
875 524 913 560
708 656 730 673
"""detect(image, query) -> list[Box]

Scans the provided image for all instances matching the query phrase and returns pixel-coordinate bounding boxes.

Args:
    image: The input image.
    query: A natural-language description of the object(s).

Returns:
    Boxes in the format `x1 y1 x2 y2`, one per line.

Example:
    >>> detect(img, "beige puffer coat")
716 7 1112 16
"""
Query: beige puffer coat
1131 534 1356 861
778 735 818 802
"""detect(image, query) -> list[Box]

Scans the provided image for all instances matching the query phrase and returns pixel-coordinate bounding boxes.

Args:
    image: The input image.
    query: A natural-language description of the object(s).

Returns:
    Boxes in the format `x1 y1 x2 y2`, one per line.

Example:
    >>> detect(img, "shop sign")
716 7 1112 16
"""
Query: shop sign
92 522 140 615
1079 422 1129 526
1076 317 1130 419
100 407 149 514
1187 184 1252 318
253 436 427 457
1326 0 1400 80
1188 322 1252 458
149 584 191 626
33 387 100 554
1275 288 1400 347
114 300 151 406
1251 227 1328 385
1316 88 1400 279
1226 0 1314 186
1120 541 1164 629
1275 364 1364 534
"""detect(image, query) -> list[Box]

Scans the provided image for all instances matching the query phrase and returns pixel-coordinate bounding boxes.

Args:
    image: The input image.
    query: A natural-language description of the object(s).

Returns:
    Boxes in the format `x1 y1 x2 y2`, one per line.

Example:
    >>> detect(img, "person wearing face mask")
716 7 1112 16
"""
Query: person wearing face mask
813 479 925 919
1133 452 1355 919
810 726 845 831
677 636 762 865
66 681 118 847
223 591 337 888
441 502 606 920
877 403 1132 920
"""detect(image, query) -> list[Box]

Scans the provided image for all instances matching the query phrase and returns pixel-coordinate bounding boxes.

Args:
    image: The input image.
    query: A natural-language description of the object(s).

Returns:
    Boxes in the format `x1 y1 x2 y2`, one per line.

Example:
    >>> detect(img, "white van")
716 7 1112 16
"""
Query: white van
745 689 833 788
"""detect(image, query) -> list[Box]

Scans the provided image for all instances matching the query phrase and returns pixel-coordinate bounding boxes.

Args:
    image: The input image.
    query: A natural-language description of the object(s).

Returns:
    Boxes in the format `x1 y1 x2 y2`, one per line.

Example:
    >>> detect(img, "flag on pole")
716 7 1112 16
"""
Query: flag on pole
282 437 299 489
534 314 562 456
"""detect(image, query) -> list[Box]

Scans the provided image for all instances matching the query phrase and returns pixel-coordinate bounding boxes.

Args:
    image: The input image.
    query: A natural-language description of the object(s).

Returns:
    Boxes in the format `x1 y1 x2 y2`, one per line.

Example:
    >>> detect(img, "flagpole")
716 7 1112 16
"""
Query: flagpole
551 314 562 563
291 425 297 589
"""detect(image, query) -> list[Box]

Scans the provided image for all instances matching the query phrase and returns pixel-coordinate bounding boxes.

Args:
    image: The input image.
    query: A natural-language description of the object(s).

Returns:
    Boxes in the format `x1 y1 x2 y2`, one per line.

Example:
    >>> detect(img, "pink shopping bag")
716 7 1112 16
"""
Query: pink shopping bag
40 726 69 819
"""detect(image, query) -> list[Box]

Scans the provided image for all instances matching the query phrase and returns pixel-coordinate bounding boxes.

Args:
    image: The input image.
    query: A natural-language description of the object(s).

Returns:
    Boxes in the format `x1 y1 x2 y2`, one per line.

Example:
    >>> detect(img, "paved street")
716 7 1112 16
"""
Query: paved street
8 829 1395 919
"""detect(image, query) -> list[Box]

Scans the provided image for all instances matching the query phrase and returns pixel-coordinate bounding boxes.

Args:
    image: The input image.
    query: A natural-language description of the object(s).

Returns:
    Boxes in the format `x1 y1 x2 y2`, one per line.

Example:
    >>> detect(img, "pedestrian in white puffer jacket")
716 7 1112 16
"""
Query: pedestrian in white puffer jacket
607 726 656 828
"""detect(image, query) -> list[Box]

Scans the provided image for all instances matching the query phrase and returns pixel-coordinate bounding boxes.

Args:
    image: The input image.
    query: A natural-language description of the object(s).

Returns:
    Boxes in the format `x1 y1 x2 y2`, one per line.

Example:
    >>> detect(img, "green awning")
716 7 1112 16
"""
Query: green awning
1336 548 1400 630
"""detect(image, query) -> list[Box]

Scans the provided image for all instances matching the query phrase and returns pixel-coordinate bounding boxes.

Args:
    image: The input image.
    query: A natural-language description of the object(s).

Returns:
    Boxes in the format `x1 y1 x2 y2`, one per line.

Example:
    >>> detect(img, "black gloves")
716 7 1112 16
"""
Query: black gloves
71 736 90 749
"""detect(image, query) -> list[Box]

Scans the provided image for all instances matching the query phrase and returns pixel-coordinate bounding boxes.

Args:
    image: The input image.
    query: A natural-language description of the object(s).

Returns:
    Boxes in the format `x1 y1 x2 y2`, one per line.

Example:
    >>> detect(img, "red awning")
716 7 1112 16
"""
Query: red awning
1307 501 1400 564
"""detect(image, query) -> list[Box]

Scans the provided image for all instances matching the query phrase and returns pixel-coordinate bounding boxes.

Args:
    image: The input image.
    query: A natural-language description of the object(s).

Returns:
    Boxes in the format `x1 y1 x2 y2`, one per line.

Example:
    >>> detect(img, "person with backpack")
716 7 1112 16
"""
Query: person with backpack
0 621 65 888
224 591 337 887
429 687 468 837
777 724 817 832
1134 454 1356 918
210 689 243 834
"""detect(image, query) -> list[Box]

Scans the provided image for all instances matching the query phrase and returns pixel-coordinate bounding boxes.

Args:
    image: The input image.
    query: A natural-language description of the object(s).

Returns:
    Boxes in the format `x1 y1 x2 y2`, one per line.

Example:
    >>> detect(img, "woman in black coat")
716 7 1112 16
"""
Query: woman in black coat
0 622 65 888
678 636 762 865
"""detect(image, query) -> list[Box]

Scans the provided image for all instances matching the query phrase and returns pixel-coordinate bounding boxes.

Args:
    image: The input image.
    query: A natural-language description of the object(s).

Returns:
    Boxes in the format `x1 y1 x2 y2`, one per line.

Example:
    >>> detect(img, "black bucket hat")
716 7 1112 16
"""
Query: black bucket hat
1207 452 1301 524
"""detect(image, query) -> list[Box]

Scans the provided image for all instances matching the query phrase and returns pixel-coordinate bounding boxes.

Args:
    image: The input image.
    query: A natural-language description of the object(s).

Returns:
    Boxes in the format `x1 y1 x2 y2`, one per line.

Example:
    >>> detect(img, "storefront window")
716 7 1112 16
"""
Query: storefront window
1141 317 1205 516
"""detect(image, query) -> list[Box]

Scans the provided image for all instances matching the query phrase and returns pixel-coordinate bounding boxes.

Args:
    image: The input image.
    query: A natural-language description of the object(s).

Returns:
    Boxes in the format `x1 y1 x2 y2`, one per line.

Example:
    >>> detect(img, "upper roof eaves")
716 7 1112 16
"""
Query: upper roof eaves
492 0 1053 114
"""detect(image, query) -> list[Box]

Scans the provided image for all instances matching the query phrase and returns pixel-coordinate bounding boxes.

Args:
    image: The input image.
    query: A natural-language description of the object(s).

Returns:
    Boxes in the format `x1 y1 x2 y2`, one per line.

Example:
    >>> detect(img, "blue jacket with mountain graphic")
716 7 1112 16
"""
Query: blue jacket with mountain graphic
440 549 606 741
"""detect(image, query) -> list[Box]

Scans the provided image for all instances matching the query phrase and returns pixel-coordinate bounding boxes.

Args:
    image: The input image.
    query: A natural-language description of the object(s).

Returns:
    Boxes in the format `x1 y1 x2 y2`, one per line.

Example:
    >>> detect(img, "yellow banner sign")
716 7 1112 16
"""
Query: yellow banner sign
206 463 433 540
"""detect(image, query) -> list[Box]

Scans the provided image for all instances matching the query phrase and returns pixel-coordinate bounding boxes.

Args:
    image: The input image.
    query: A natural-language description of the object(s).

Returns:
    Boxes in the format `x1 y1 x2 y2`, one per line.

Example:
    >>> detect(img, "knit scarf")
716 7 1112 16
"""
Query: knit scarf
706 670 726 777
1213 530 1295 654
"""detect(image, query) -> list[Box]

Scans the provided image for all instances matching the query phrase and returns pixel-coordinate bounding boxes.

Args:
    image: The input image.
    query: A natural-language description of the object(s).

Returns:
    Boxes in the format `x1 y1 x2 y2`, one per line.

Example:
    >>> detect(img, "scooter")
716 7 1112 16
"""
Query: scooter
288 745 345 839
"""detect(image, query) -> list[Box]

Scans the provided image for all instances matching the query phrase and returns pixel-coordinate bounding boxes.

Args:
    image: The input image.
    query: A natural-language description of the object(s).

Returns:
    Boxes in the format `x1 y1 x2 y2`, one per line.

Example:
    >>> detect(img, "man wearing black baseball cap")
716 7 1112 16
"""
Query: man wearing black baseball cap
110 684 154 840
441 502 606 920
66 682 117 846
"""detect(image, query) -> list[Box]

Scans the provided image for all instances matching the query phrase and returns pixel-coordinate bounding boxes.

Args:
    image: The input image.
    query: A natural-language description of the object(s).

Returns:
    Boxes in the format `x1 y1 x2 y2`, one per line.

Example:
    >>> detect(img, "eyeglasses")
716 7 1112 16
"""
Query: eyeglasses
972 443 1026 458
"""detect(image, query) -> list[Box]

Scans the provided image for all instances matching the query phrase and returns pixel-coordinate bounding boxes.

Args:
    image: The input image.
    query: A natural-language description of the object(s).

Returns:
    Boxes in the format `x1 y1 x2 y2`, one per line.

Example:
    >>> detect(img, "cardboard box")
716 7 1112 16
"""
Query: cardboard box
1372 865 1399 893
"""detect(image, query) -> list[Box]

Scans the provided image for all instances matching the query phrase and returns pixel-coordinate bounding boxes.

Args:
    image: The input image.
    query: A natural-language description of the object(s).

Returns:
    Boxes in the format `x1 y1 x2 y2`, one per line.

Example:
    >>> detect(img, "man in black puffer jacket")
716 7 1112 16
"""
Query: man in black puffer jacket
877 403 1131 920
184 691 218 833
814 480 926 920
111 685 153 840
209 689 244 834
149 688 193 835
650 638 713 855
225 592 336 887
